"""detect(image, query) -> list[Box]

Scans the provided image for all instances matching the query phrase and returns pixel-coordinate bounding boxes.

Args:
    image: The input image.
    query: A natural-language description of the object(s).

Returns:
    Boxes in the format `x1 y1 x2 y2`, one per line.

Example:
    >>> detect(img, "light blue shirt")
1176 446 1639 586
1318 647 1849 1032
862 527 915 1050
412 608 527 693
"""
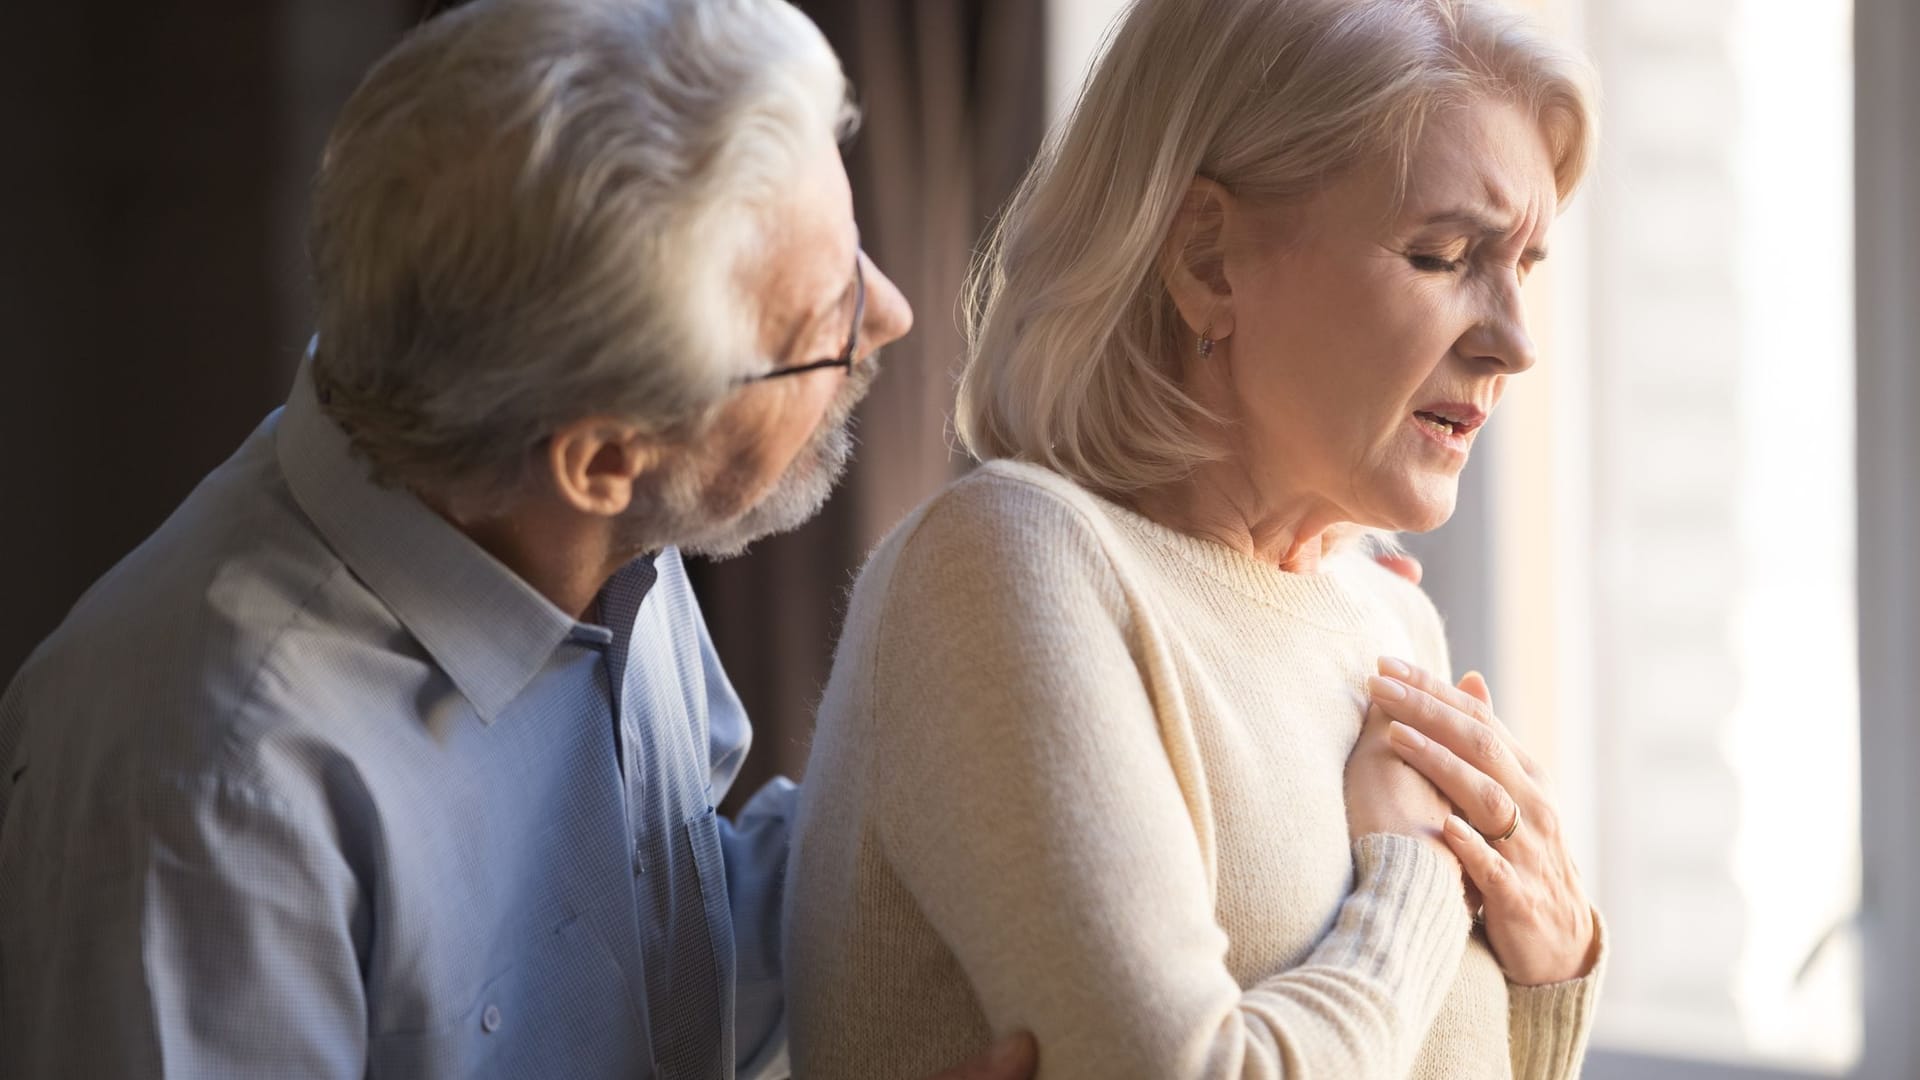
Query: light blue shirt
0 361 793 1079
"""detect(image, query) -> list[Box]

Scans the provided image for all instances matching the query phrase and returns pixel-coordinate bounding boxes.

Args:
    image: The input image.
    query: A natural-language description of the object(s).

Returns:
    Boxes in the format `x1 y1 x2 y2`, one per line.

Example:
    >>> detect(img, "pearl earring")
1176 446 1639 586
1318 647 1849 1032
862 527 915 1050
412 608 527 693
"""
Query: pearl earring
1197 330 1216 359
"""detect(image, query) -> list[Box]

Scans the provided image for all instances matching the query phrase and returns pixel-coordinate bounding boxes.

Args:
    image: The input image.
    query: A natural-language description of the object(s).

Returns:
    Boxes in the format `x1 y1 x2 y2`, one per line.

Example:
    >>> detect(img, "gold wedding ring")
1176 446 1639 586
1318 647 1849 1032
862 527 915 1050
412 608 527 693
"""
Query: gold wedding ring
1488 804 1522 845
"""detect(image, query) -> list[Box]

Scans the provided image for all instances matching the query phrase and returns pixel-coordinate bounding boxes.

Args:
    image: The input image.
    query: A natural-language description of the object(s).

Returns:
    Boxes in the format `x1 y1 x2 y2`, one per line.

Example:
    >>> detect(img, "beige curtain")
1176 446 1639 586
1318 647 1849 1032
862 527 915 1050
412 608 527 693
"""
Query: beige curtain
690 0 1047 811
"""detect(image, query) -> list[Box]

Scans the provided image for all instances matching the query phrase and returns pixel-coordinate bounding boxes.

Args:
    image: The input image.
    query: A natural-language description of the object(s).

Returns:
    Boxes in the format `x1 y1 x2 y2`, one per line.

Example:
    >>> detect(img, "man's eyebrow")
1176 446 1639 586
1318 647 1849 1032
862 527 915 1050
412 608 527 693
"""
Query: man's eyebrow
1416 209 1549 262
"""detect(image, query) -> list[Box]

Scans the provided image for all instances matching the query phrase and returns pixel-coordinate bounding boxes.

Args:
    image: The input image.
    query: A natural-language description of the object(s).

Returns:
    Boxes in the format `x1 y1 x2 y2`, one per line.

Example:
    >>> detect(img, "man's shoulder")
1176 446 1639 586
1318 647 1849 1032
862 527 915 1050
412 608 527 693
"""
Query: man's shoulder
5 423 409 785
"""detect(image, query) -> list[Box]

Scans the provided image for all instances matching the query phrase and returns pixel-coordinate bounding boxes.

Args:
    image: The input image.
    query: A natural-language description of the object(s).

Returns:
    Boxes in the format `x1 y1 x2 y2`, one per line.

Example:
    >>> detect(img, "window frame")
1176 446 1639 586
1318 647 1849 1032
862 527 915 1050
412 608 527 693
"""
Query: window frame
1852 1 1920 1077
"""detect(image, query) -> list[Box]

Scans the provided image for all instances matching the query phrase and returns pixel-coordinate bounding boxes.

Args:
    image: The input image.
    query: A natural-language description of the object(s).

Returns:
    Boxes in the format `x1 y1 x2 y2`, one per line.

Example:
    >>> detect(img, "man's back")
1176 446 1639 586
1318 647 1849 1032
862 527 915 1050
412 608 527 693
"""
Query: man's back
0 372 787 1078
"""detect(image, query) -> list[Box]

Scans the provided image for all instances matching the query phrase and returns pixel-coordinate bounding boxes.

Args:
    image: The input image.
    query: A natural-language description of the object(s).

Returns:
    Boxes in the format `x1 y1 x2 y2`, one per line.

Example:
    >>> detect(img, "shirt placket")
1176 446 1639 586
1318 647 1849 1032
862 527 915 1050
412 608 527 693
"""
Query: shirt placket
595 564 660 878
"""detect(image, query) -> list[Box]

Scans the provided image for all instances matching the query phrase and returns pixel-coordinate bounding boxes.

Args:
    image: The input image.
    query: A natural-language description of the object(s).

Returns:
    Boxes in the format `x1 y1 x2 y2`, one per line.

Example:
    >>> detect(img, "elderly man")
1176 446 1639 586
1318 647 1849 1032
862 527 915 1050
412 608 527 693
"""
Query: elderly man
0 0 1032 1077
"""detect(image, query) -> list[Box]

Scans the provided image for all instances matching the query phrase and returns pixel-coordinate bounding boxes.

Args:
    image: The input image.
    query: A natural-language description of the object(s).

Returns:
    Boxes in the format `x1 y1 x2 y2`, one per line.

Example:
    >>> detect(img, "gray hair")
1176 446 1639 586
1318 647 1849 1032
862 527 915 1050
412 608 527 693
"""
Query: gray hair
308 0 853 508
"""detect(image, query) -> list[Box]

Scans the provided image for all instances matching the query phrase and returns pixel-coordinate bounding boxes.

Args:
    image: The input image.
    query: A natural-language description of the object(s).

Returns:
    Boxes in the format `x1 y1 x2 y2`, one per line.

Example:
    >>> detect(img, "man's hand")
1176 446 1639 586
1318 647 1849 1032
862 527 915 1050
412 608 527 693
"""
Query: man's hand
1375 551 1423 585
924 1032 1037 1080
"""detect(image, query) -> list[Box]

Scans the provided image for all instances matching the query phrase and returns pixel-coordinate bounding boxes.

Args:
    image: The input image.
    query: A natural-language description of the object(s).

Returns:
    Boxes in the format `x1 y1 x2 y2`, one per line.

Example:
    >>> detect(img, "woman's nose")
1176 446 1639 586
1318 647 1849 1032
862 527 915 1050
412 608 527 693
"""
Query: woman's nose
1458 280 1537 374
856 251 913 361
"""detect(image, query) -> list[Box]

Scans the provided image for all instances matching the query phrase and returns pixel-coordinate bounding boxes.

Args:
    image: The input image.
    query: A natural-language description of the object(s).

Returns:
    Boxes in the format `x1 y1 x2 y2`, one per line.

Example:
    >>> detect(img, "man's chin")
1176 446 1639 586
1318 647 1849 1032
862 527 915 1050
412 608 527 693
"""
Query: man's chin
677 422 853 559
675 362 874 559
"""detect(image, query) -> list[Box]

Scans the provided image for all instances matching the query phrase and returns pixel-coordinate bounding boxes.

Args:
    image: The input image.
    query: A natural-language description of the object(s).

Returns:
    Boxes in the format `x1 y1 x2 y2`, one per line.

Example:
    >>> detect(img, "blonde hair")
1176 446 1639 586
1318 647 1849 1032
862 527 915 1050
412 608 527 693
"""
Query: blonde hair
309 0 852 507
957 0 1597 497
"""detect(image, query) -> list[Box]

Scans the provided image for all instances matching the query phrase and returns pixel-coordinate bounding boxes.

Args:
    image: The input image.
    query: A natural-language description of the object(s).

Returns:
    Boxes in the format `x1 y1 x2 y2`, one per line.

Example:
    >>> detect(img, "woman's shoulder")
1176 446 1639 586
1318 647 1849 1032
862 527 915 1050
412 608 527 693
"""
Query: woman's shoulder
945 457 1118 522
853 459 1134 619
885 459 1123 561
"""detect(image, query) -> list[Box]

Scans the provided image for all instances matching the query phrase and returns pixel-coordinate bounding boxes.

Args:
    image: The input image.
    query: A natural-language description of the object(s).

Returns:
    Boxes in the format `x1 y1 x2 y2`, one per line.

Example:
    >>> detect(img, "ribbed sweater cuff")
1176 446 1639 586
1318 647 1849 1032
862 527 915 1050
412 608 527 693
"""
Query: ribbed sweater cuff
1508 908 1609 1080
1308 834 1471 1019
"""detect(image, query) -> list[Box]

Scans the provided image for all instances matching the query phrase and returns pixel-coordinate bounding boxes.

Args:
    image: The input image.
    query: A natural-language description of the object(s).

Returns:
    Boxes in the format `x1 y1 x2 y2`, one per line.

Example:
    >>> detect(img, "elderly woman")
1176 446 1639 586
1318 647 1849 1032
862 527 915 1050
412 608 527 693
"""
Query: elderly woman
786 0 1603 1077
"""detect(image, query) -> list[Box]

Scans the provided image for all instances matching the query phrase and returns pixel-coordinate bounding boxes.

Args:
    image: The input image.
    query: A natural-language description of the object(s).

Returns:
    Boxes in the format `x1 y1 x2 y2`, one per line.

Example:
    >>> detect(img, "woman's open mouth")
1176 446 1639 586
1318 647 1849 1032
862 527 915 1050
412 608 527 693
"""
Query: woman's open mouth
1411 404 1487 450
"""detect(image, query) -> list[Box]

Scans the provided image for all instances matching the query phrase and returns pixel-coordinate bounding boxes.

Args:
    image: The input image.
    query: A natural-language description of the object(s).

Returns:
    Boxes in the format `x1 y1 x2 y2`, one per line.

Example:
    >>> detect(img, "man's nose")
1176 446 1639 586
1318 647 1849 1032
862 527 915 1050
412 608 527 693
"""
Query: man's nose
856 251 913 360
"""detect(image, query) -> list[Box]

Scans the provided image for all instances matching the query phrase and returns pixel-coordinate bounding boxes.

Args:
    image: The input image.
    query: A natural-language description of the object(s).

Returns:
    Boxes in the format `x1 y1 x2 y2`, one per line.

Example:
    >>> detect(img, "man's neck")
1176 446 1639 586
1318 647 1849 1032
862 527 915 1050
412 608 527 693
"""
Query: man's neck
424 493 624 622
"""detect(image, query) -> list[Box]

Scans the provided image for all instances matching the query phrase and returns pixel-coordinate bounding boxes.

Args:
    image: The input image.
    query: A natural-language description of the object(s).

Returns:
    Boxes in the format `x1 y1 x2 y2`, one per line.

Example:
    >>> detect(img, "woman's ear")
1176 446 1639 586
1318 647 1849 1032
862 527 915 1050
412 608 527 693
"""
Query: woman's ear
1160 175 1239 343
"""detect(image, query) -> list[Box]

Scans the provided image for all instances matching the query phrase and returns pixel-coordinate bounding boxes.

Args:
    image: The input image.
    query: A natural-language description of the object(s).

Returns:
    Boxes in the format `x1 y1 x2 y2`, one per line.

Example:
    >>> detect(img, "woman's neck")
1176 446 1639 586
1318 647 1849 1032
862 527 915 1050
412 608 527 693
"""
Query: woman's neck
1127 461 1343 574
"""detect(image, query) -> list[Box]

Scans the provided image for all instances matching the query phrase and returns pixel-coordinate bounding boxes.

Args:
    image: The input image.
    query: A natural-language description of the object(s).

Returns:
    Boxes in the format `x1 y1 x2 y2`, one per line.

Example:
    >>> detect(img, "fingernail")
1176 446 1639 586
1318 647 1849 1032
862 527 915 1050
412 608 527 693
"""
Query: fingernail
1367 674 1407 701
1379 656 1413 679
1445 815 1474 841
1388 720 1426 750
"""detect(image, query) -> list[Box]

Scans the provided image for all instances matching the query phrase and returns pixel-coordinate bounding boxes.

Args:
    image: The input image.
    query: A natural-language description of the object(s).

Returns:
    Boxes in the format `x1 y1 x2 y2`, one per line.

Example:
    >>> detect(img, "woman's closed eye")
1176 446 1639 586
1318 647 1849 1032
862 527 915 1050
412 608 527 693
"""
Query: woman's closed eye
1408 247 1544 282
1408 251 1466 274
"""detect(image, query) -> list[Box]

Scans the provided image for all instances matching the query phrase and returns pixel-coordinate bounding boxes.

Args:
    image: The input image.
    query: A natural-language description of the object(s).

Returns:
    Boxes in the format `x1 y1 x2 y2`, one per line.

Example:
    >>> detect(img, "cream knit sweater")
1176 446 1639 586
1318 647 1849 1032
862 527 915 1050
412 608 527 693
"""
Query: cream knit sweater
786 460 1602 1079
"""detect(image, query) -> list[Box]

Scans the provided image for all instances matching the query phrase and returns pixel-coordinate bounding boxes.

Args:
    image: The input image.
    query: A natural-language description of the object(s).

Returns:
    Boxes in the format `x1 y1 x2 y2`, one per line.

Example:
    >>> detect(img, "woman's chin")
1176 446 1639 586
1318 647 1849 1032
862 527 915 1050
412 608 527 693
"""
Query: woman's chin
1371 482 1458 534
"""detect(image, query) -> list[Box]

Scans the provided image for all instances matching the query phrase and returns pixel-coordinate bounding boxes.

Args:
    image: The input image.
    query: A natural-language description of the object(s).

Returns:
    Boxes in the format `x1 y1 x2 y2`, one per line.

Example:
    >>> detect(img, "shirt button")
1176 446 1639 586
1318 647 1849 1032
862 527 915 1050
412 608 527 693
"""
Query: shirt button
481 1004 502 1034
633 839 647 875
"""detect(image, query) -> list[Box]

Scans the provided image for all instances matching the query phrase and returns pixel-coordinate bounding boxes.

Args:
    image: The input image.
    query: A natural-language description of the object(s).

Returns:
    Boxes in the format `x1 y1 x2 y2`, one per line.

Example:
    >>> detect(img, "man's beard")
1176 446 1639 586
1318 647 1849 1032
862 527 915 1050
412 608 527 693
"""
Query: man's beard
618 358 875 560
678 399 856 559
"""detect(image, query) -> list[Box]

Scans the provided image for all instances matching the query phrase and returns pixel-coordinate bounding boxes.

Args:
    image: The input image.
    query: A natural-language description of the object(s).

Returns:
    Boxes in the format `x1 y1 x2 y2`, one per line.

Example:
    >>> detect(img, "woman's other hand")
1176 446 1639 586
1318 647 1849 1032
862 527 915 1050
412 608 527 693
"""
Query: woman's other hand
1367 659 1600 986
1344 697 1459 867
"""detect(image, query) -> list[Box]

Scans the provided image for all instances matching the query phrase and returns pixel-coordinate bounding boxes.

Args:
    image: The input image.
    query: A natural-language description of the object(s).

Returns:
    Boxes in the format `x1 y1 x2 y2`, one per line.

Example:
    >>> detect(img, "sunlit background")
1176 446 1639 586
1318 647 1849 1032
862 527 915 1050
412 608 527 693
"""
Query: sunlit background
3 1 1912 1077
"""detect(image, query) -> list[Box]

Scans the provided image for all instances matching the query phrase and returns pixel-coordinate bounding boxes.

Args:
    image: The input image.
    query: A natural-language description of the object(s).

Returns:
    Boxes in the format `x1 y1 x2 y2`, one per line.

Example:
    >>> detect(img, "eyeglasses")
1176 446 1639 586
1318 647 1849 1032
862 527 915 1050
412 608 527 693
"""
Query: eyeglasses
741 254 865 383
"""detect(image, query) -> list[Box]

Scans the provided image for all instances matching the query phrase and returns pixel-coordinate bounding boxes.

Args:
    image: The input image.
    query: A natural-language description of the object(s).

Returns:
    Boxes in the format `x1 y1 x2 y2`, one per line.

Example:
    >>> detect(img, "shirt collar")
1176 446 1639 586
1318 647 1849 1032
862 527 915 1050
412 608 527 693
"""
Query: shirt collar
277 353 615 723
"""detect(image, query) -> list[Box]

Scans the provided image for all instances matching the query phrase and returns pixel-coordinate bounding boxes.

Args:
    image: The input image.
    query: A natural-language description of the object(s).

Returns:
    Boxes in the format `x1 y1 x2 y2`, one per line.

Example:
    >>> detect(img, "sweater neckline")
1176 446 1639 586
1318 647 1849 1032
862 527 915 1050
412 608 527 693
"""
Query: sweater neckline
1080 487 1381 635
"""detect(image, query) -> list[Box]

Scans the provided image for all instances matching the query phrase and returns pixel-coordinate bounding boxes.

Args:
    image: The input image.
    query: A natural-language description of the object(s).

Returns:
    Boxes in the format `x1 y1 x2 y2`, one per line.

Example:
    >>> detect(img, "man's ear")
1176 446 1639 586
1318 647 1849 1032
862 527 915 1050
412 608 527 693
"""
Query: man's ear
544 417 662 519
1160 175 1240 343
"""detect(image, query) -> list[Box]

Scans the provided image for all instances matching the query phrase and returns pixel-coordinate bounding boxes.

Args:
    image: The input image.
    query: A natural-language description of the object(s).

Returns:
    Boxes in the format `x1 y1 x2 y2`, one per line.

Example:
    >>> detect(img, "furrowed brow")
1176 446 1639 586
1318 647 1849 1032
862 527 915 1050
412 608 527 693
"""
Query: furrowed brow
1421 209 1511 237
1420 209 1549 262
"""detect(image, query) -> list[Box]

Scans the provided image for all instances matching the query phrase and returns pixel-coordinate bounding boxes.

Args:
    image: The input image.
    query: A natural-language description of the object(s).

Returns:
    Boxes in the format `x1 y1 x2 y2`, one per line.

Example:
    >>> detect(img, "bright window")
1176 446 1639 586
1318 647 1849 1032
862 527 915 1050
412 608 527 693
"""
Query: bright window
1497 0 1860 1071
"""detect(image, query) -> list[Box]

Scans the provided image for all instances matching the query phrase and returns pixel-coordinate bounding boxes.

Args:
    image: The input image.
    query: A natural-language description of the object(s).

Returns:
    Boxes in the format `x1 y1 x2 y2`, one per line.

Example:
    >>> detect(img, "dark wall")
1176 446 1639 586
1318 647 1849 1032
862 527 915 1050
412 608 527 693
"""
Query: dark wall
2 2 411 678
